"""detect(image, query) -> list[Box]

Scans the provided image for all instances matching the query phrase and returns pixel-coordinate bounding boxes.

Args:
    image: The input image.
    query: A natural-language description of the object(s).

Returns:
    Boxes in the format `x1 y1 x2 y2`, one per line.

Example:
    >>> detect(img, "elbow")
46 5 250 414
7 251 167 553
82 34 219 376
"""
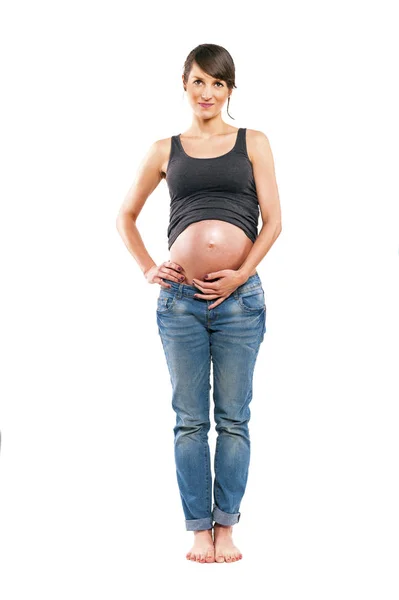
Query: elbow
116 215 123 232
116 212 135 231
274 218 282 233
264 219 282 233
116 214 127 235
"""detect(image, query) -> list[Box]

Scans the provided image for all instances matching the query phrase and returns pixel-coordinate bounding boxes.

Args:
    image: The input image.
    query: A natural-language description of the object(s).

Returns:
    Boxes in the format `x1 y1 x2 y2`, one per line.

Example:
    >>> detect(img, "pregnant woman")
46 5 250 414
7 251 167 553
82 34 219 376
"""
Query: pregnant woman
116 44 282 563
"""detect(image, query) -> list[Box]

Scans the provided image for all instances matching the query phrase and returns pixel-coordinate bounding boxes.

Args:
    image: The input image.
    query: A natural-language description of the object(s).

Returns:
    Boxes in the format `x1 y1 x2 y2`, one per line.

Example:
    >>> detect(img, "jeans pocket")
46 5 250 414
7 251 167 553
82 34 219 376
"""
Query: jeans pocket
236 286 266 312
156 287 178 313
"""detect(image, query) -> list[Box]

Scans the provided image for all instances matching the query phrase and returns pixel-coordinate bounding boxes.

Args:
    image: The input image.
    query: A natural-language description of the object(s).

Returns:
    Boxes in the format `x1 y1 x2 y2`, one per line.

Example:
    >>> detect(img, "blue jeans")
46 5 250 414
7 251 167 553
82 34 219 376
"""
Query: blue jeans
156 272 266 531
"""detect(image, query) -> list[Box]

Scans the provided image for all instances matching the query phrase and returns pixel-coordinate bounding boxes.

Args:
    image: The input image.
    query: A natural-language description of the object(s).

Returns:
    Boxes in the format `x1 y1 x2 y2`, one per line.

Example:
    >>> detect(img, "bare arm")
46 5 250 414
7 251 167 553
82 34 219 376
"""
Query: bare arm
237 129 282 279
116 140 163 276
116 139 185 286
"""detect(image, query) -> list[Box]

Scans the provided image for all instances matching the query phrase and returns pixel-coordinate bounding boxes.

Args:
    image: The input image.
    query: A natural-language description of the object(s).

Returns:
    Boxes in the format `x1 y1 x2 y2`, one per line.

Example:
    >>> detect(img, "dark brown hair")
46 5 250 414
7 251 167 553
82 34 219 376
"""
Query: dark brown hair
182 44 237 120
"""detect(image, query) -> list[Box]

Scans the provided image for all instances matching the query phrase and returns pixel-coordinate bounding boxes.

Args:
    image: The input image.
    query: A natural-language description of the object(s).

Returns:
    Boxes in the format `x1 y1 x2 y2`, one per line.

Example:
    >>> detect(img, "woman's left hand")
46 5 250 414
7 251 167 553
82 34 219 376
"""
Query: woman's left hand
192 269 246 309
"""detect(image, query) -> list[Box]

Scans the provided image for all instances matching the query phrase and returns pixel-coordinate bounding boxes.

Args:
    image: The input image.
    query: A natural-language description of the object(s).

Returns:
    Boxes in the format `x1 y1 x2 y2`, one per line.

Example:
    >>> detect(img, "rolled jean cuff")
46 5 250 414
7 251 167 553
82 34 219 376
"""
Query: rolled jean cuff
185 516 213 531
212 504 241 526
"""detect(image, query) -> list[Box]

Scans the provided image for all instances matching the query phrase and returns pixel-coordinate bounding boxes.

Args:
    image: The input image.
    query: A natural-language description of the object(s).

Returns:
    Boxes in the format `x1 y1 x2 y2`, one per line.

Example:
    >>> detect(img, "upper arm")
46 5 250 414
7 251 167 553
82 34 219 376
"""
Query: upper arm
247 129 282 229
116 139 165 222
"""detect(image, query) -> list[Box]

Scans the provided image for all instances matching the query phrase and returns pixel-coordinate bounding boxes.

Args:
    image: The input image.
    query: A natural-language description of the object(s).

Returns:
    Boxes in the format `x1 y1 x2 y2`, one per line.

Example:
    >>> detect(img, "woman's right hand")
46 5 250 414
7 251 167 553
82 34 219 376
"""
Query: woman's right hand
145 260 186 288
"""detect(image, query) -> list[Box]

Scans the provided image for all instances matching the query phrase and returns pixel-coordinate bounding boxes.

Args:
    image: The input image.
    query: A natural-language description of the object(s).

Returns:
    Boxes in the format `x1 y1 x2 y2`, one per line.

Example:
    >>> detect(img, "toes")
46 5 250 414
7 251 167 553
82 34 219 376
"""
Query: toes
206 548 215 562
187 549 215 563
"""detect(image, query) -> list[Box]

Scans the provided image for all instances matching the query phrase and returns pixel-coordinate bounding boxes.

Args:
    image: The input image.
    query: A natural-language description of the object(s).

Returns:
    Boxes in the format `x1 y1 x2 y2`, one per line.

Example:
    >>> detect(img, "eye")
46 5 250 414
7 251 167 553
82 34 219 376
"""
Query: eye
193 79 224 87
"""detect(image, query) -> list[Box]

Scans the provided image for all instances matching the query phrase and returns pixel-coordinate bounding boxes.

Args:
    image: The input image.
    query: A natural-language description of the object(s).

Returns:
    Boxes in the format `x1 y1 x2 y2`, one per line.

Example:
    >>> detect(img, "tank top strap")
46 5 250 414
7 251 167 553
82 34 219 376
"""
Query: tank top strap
167 134 182 169
234 127 247 155
170 134 182 153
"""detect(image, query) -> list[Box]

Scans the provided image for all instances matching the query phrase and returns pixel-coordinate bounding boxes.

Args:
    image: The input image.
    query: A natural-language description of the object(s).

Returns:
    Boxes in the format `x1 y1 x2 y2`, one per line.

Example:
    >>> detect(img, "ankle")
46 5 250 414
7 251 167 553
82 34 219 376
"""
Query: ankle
214 523 233 531
193 528 212 535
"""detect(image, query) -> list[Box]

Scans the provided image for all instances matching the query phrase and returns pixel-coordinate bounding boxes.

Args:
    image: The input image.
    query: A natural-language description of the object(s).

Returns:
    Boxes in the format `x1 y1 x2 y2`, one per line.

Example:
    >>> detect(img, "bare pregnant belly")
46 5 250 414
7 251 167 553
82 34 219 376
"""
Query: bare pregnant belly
168 220 257 286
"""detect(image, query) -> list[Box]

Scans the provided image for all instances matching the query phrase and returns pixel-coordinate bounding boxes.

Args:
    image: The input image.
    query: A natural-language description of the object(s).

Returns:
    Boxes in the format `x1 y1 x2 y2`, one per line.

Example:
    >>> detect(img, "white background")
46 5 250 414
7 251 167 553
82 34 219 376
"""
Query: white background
1 0 398 598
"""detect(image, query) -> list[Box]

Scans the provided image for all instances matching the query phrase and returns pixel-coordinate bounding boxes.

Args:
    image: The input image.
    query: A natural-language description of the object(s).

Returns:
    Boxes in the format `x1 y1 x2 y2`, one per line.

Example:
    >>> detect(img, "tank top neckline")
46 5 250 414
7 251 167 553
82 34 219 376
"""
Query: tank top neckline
176 128 242 161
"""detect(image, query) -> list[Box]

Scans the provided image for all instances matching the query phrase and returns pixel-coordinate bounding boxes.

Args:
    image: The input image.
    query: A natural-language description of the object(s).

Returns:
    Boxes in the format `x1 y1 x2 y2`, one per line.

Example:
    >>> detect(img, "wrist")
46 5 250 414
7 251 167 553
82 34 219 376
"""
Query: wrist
236 267 251 284
143 263 156 277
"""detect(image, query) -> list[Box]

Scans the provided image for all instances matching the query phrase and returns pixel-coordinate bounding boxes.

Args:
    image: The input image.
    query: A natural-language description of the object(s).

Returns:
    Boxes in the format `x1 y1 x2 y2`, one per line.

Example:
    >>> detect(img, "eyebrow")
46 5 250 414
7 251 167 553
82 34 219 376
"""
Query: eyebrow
191 75 222 81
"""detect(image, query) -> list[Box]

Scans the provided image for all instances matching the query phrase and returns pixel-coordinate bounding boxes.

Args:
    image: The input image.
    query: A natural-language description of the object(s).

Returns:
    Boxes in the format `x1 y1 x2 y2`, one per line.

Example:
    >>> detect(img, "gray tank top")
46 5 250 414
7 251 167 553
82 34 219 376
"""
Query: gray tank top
165 127 260 250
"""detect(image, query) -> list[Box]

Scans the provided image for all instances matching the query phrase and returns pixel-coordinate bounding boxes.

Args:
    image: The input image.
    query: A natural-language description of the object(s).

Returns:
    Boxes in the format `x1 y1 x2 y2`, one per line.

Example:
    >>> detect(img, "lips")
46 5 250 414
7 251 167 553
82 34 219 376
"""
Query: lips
199 103 214 108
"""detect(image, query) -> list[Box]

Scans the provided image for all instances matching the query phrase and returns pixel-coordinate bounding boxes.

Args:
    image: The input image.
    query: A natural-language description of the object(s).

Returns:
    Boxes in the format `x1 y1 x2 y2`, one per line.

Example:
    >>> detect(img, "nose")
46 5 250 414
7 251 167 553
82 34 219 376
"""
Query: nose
201 88 213 100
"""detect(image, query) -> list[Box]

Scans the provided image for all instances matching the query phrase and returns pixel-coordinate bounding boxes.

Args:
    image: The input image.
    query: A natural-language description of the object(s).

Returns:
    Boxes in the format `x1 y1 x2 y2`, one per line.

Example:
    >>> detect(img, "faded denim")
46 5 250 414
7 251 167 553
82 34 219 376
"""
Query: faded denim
156 272 266 531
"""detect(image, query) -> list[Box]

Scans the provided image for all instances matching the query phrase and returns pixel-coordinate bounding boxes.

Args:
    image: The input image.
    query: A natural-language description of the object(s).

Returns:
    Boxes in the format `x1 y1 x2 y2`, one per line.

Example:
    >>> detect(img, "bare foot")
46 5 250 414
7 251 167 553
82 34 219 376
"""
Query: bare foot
186 529 215 563
213 523 243 562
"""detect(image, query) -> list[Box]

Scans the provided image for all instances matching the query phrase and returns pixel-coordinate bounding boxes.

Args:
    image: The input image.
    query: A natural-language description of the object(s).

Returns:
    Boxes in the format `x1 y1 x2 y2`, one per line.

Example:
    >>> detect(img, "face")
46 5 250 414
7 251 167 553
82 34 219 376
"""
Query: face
183 62 231 117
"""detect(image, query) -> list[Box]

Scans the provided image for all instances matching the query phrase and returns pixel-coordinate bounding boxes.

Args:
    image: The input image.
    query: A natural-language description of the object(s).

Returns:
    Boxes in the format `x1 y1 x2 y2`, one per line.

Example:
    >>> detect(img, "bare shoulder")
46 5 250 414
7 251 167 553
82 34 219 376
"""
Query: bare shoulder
151 135 174 179
145 136 171 160
155 135 175 149
245 128 272 164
